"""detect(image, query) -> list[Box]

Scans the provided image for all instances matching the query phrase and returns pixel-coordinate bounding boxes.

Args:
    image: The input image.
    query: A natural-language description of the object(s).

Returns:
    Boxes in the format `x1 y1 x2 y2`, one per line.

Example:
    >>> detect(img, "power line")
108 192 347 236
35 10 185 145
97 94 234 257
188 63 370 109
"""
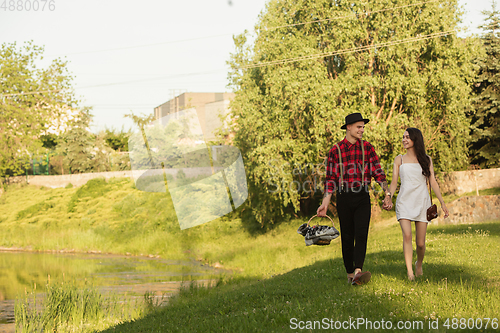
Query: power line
75 69 226 90
477 21 500 30
46 34 233 57
87 104 158 106
0 68 228 97
91 107 154 110
239 30 455 69
0 89 63 97
266 0 441 31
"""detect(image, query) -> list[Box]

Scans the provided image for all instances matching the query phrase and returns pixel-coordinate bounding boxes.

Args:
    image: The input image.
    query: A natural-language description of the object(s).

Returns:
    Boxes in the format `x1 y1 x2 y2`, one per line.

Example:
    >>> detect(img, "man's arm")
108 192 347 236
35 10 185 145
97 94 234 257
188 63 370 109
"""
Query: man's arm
318 147 338 216
317 192 332 217
380 180 389 194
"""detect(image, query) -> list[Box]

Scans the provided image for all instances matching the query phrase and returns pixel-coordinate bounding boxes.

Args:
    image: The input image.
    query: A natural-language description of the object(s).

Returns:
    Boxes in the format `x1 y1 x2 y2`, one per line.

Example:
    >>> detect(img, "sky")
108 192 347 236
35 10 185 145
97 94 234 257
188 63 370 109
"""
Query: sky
0 0 496 133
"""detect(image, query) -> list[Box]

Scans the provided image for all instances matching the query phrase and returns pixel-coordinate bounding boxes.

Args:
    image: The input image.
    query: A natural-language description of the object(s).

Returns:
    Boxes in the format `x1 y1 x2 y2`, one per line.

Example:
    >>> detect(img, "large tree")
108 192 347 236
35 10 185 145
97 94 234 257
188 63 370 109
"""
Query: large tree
228 0 480 225
0 41 76 177
469 1 500 168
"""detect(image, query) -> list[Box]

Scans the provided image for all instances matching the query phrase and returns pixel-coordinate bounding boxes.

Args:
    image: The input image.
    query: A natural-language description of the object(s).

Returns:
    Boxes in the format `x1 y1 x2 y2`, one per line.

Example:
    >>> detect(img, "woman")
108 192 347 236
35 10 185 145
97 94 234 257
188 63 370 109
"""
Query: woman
386 128 449 280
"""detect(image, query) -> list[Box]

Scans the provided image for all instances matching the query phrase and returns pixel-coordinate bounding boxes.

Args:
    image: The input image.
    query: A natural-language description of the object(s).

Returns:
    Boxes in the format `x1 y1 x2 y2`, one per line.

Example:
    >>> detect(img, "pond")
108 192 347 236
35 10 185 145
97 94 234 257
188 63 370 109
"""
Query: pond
0 251 227 332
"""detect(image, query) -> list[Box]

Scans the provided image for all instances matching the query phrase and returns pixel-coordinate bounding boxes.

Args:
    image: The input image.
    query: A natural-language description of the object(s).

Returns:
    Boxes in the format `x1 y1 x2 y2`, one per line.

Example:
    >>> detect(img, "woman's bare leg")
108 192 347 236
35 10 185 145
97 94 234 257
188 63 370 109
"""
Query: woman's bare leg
415 221 428 276
399 219 414 280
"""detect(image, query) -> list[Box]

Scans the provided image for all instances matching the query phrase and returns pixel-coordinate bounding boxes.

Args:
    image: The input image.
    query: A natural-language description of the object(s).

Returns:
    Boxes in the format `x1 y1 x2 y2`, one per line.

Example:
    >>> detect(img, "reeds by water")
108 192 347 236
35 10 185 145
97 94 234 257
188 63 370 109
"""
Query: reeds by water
15 276 167 332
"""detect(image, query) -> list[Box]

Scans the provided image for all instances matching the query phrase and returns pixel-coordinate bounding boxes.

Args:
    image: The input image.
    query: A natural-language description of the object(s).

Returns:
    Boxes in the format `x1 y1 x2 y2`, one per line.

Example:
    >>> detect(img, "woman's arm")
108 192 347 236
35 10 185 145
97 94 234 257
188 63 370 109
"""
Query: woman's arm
388 155 401 197
428 157 449 218
383 155 401 210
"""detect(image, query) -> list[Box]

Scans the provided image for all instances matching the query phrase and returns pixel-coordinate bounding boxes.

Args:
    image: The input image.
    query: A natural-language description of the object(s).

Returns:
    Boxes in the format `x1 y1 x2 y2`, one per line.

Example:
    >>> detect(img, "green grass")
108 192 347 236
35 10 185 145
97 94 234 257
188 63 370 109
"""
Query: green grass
441 187 500 203
0 178 186 259
15 278 162 332
1 180 500 332
102 221 500 333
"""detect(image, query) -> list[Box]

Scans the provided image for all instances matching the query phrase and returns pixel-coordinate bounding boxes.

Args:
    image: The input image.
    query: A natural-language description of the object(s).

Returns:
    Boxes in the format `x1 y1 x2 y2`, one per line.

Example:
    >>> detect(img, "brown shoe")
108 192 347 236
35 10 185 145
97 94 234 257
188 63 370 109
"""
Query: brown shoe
351 271 371 285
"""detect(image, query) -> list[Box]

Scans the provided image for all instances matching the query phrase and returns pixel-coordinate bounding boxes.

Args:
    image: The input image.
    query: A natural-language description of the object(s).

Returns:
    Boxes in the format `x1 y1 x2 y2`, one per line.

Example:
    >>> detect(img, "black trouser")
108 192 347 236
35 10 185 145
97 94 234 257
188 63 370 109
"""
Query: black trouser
336 189 371 274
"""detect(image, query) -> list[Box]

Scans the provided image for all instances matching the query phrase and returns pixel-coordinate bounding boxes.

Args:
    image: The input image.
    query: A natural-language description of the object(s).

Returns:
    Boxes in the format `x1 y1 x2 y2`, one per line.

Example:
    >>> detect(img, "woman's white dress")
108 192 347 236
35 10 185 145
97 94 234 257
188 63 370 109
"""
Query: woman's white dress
395 157 432 223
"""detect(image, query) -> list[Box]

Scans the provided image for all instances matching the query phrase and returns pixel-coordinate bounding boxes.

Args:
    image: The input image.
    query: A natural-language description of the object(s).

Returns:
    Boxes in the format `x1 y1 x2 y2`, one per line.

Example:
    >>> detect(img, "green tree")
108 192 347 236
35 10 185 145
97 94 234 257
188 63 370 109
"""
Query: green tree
57 108 95 174
57 112 118 174
104 127 131 152
124 112 155 131
0 41 76 177
228 0 480 225
92 131 115 172
469 1 500 168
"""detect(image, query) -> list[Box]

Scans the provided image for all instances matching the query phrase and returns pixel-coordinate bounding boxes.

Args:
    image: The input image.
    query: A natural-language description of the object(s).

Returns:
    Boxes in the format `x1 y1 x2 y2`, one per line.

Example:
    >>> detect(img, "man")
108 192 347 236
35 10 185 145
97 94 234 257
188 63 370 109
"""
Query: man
317 112 391 285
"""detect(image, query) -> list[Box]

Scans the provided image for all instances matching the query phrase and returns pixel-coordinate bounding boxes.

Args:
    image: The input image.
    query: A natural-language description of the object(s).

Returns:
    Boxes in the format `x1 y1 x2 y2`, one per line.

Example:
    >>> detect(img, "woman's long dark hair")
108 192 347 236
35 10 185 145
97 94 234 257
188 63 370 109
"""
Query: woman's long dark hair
406 127 431 178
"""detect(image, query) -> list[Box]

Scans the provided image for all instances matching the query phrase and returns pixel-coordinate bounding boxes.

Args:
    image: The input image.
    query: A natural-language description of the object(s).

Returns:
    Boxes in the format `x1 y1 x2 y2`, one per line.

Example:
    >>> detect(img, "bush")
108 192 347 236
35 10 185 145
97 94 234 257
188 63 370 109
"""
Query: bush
67 178 111 213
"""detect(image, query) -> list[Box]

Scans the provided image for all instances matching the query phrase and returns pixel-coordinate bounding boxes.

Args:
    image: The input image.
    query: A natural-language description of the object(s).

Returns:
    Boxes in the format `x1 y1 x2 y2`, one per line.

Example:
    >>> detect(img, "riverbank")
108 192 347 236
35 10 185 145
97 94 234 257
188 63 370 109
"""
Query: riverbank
0 178 345 277
2 179 500 332
1 178 499 277
104 219 500 333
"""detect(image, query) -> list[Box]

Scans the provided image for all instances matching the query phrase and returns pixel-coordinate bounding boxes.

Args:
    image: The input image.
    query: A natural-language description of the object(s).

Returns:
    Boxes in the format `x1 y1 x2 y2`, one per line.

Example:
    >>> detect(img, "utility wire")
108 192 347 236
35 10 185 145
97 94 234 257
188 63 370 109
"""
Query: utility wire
477 21 500 30
76 69 225 89
0 89 63 97
266 0 441 31
0 68 227 97
239 30 455 69
47 34 233 57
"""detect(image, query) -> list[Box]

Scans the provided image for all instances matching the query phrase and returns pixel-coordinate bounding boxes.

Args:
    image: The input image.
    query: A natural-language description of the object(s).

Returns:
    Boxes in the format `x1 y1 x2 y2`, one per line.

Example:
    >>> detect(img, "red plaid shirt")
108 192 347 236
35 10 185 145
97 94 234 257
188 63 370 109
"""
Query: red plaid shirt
324 138 386 193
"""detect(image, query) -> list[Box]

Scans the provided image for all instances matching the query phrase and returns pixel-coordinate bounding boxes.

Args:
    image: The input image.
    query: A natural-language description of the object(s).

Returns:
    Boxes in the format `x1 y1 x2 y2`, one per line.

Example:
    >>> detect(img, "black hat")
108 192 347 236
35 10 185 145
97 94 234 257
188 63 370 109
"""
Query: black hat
341 112 370 129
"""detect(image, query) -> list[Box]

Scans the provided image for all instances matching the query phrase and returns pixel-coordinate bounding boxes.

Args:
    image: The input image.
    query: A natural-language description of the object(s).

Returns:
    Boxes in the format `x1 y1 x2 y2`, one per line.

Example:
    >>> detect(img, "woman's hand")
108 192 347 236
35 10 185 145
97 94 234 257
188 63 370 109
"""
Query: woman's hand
442 204 449 218
382 195 393 210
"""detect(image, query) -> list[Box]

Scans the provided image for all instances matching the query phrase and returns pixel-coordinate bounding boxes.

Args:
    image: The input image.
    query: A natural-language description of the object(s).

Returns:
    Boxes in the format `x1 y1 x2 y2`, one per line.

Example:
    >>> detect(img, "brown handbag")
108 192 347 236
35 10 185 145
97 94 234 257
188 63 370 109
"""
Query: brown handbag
426 178 438 221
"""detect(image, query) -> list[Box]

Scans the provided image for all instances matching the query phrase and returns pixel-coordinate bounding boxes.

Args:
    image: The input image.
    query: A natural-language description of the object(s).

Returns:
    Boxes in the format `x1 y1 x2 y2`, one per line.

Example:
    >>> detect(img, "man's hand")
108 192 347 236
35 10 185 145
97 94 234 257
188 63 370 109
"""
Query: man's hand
317 203 328 217
317 193 332 217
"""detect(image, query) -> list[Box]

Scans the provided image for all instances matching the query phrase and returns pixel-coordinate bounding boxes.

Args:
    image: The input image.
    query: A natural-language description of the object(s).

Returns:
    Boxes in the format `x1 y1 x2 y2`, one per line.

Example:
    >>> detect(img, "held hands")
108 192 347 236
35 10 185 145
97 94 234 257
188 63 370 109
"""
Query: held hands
382 195 393 210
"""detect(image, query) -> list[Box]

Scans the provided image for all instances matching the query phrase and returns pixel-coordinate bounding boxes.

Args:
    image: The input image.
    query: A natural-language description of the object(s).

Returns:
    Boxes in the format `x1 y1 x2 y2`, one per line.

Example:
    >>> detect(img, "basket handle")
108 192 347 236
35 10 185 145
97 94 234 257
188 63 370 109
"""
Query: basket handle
307 214 335 227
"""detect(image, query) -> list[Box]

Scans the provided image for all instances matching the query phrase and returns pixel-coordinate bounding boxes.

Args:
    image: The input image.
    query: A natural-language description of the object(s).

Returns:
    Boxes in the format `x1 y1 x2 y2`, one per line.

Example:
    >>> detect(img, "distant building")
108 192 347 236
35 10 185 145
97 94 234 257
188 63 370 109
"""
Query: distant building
154 92 235 141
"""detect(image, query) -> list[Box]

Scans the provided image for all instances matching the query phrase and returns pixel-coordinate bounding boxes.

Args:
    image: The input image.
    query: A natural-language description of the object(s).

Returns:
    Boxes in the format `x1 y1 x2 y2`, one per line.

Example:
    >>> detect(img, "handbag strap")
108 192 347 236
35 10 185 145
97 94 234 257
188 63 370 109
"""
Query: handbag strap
428 177 433 205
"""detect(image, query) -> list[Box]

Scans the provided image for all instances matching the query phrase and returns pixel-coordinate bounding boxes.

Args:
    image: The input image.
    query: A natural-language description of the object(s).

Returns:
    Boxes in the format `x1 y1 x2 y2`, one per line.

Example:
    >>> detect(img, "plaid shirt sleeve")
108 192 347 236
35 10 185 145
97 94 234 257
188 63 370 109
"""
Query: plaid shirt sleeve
324 145 339 194
365 141 387 185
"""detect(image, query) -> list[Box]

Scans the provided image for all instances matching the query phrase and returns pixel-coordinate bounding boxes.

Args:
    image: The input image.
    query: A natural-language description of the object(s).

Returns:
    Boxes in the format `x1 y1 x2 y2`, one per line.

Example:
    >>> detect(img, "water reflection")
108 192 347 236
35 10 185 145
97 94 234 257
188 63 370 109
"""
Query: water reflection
0 251 226 330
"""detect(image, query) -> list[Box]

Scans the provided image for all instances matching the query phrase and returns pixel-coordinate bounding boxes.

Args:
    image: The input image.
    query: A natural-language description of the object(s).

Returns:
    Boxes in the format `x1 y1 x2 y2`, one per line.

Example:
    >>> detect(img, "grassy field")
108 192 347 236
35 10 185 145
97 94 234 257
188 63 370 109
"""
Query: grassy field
2 179 500 332
102 220 500 333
